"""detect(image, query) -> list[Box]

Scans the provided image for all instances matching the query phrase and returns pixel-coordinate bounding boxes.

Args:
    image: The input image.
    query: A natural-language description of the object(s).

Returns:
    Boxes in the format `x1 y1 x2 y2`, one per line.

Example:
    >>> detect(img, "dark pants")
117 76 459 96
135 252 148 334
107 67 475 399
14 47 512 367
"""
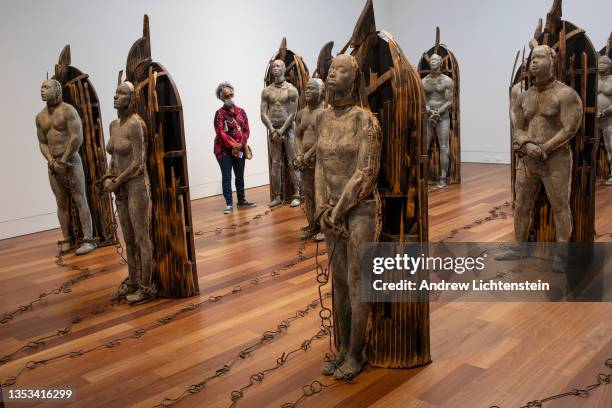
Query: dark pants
218 154 246 206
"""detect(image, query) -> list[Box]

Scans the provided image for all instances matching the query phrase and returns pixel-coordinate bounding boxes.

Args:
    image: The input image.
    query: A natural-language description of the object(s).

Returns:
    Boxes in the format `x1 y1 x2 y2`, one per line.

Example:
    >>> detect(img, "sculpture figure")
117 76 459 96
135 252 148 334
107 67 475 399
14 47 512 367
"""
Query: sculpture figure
261 59 301 207
315 54 382 379
422 54 453 187
295 78 326 241
598 55 612 185
103 82 154 304
36 79 96 255
509 45 583 269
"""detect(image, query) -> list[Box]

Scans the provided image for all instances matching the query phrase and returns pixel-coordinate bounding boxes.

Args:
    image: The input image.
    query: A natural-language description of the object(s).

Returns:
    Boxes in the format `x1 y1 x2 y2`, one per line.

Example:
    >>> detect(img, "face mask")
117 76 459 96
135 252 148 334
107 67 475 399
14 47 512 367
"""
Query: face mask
223 98 235 107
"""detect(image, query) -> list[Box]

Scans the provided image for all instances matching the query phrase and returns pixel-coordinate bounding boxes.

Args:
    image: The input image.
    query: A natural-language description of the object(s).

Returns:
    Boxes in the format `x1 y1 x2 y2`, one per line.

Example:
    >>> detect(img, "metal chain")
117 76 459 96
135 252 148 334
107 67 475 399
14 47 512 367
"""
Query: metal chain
438 201 511 242
1 239 318 387
152 292 331 408
194 204 285 236
490 357 612 408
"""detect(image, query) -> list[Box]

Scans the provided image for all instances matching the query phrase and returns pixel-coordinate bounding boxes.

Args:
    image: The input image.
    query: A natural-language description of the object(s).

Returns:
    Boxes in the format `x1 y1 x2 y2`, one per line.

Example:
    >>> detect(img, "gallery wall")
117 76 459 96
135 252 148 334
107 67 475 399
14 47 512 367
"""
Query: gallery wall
0 0 610 239
0 0 389 239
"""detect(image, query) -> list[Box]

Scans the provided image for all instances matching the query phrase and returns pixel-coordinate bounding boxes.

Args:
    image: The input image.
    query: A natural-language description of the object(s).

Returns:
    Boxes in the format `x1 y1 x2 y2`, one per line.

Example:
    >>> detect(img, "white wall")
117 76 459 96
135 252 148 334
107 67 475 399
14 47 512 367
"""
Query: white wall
0 0 610 239
0 0 387 239
378 0 611 164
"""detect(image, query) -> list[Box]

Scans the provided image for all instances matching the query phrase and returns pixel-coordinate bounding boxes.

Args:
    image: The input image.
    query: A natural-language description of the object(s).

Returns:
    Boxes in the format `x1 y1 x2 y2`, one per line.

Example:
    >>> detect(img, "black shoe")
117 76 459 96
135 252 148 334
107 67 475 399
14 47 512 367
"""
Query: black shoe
237 200 256 208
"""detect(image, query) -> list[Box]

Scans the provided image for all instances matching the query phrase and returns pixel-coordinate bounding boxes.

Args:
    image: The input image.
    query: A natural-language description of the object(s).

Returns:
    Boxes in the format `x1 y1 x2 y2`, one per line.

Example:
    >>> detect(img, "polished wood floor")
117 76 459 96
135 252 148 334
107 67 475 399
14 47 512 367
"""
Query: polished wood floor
0 163 611 408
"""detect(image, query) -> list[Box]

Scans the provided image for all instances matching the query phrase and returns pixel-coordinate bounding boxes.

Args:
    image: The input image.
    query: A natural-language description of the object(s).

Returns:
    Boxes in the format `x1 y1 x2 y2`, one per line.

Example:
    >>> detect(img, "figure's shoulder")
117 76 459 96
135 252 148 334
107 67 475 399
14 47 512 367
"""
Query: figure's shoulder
443 74 454 85
554 81 581 102
286 82 298 95
60 102 79 117
35 108 47 122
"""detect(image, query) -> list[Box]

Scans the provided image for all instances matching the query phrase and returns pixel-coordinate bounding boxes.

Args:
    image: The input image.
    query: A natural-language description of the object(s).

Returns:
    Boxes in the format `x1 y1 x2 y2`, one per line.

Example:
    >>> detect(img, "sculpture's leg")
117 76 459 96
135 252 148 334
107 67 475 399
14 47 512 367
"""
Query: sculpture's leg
284 127 302 206
425 117 434 153
603 126 612 184
437 114 451 186
67 155 96 255
125 178 154 303
513 158 541 242
322 233 350 375
542 149 573 243
302 168 315 230
115 188 138 290
333 199 377 380
48 168 71 247
268 136 283 206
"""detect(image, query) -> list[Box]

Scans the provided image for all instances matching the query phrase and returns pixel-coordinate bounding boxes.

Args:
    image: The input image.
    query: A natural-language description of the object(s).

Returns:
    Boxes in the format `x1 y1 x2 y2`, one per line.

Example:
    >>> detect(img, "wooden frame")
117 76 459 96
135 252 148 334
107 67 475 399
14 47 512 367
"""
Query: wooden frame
263 38 309 202
338 0 431 369
596 32 612 180
124 15 198 298
510 0 598 242
53 45 116 248
418 27 461 185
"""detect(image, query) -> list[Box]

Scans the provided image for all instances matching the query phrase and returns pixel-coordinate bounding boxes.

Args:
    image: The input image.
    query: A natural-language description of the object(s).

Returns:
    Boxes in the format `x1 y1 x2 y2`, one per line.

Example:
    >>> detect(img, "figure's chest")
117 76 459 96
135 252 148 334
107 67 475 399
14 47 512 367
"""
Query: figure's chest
599 77 612 96
301 111 317 131
423 78 445 94
40 109 67 132
318 115 360 157
109 123 132 155
523 89 560 120
269 88 289 104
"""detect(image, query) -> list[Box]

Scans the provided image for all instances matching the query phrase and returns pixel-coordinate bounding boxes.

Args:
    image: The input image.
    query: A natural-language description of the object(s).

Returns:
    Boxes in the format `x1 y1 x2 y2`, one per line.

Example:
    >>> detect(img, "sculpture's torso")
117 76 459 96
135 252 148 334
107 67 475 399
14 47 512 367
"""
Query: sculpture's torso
598 75 612 128
297 105 324 153
422 73 452 112
36 102 78 158
107 113 147 178
317 106 370 204
521 80 572 145
263 81 297 127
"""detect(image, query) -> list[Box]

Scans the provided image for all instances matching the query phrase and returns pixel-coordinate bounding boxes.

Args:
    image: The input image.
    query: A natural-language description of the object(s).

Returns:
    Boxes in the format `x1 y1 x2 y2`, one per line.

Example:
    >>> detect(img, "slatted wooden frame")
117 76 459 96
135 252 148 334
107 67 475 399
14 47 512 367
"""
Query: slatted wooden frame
123 15 198 298
53 45 116 248
510 0 597 242
263 38 310 202
417 27 461 185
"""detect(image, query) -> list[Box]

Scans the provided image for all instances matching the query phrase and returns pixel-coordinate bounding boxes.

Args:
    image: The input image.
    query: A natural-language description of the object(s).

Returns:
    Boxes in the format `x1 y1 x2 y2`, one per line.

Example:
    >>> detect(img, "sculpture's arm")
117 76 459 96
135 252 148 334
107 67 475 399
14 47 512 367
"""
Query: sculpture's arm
295 110 304 156
260 89 275 132
314 117 326 214
540 88 583 157
62 106 84 162
214 110 239 149
35 115 53 164
437 78 454 114
279 86 298 135
304 109 323 164
330 113 382 223
511 92 530 148
105 122 116 176
115 119 146 186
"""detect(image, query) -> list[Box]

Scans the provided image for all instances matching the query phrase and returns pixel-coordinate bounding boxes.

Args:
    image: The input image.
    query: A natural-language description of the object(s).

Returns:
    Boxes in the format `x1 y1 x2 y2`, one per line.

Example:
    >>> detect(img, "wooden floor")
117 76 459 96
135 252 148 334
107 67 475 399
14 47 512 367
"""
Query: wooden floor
0 163 611 408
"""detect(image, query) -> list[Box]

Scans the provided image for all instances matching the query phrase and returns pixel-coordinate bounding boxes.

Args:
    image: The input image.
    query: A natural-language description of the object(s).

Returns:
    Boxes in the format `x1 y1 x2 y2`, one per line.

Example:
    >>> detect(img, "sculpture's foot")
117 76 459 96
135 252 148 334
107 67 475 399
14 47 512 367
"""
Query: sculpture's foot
436 178 448 188
59 240 72 254
290 197 301 207
333 355 364 380
321 355 344 376
126 287 155 305
299 228 311 240
314 232 325 242
605 177 612 186
552 254 567 273
75 241 96 256
268 197 282 208
494 248 523 261
113 279 138 300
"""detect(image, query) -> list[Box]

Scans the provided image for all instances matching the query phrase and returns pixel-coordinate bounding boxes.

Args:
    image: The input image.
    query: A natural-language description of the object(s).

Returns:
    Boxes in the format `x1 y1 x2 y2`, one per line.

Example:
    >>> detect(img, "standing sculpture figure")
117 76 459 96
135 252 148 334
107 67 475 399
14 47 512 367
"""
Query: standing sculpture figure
261 59 301 207
295 78 325 241
598 55 612 185
422 54 453 188
315 54 382 379
36 79 96 255
103 82 154 304
509 45 583 270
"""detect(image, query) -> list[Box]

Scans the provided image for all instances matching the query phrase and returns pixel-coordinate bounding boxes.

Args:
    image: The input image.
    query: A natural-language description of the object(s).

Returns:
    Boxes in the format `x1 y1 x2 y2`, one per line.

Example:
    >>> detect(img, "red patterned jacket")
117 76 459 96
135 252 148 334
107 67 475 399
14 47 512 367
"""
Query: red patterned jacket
214 105 250 160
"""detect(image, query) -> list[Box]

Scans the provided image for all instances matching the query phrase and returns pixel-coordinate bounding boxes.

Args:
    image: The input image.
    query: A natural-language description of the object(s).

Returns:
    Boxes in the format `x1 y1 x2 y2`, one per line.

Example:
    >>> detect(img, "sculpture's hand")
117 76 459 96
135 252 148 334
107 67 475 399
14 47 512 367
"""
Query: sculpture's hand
51 159 69 173
293 155 304 171
103 178 119 193
270 130 282 143
525 143 543 160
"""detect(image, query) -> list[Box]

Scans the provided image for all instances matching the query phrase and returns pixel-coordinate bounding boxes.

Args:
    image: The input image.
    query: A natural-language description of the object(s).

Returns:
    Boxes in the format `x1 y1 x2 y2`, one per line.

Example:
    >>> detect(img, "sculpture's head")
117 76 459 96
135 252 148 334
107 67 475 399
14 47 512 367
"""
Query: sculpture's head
529 45 556 80
327 54 358 98
215 81 235 107
114 81 135 112
430 54 443 72
598 55 612 76
271 59 286 82
305 78 325 105
41 79 62 105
